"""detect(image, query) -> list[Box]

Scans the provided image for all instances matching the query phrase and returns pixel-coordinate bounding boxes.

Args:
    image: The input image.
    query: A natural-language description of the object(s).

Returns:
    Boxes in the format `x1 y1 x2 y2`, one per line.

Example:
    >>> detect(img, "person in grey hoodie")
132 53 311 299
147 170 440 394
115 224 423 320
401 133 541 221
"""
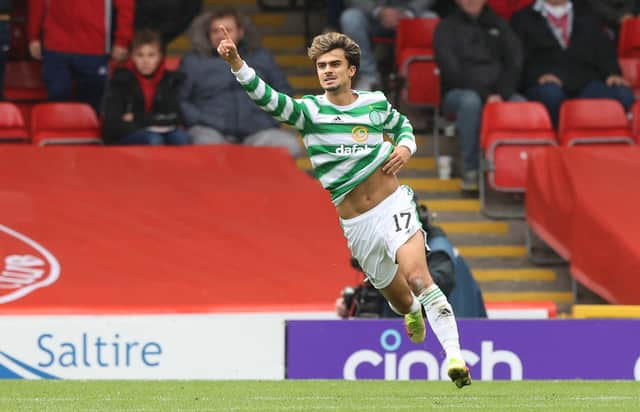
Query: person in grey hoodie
179 7 302 157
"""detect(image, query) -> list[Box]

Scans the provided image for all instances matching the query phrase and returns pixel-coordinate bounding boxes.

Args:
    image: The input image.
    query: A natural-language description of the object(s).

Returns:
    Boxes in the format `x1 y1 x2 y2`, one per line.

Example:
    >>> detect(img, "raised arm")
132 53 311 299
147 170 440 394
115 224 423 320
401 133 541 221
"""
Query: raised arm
217 25 308 130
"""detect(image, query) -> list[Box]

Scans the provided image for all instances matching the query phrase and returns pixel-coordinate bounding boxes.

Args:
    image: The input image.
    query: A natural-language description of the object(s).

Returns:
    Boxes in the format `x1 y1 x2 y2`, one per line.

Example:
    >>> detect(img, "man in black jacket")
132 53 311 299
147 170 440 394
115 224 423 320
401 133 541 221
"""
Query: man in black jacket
434 0 524 191
511 0 634 126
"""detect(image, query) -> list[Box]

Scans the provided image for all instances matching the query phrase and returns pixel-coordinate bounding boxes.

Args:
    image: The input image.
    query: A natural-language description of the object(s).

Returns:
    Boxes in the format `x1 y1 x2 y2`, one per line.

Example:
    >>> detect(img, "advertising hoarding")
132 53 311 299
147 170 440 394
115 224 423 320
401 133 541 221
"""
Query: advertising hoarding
287 319 640 380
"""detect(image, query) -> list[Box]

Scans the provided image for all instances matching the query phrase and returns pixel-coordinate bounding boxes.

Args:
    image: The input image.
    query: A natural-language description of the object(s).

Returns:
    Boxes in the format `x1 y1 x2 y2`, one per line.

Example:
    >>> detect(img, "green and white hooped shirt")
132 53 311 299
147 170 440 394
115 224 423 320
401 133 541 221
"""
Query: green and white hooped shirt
233 63 417 205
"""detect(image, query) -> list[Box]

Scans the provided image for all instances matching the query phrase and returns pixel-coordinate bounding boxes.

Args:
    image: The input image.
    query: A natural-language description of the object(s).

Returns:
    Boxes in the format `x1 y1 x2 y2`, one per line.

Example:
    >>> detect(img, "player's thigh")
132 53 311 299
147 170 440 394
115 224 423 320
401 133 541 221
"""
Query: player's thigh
396 229 429 273
395 224 434 292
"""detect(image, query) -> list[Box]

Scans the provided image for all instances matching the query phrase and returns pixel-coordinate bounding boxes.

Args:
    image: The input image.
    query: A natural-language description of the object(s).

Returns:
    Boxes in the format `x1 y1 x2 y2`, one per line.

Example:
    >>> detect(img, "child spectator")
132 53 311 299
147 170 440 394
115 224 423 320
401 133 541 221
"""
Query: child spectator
102 30 189 146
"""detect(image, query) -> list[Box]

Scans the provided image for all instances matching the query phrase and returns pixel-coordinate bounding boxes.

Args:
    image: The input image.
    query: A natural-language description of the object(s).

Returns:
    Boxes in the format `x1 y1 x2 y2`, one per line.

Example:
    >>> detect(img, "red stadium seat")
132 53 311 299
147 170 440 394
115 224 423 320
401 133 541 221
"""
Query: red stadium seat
4 61 48 101
558 99 634 146
393 18 443 156
30 103 102 146
618 57 640 98
0 102 29 143
479 101 557 218
618 17 640 58
395 18 440 105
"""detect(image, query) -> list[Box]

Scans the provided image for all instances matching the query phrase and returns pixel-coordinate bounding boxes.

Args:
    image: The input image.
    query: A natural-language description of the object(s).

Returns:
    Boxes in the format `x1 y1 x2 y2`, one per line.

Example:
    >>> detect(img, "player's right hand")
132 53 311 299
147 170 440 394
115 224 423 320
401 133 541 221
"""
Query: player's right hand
217 25 242 69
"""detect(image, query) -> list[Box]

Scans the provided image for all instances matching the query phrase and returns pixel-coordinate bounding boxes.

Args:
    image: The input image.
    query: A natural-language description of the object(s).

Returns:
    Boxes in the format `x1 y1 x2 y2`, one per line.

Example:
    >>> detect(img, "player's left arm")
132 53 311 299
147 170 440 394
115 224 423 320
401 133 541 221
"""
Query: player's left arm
381 104 416 175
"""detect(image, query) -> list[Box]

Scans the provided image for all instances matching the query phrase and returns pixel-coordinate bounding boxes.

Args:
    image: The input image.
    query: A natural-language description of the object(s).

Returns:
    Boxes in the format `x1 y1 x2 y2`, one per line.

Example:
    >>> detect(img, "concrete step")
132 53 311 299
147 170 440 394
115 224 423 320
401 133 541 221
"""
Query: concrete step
482 291 574 304
400 177 460 192
251 12 287 27
275 54 314 69
419 199 479 212
263 34 306 51
457 245 526 258
438 221 510 235
473 268 557 282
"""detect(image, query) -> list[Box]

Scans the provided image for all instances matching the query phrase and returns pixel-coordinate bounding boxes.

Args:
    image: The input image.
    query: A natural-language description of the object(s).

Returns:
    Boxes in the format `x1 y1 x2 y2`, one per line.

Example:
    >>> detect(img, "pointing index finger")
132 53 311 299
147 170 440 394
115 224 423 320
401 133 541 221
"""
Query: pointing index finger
220 25 231 41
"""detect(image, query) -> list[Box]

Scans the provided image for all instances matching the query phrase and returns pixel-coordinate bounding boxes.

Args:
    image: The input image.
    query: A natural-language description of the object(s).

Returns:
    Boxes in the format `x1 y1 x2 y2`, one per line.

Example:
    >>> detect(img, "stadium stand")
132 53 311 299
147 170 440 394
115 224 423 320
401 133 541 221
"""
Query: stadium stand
557 99 635 146
5 0 606 315
0 102 29 143
479 101 556 218
30 103 102 146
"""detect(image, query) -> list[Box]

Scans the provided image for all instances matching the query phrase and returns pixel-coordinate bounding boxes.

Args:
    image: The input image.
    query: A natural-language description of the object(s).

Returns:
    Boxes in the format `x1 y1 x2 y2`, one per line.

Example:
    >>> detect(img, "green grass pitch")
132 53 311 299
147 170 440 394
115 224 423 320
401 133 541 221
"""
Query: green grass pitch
1 380 639 411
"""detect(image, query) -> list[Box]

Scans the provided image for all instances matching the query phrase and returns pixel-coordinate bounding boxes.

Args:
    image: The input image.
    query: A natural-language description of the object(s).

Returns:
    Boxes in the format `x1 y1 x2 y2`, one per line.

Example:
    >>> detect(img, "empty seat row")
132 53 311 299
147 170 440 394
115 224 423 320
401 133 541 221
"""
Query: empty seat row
479 99 640 218
0 102 101 146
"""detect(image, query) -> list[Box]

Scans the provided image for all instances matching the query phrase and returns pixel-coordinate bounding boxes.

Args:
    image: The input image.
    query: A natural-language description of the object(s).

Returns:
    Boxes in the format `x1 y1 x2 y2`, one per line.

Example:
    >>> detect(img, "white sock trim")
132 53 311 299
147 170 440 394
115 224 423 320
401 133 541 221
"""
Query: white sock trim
388 295 421 315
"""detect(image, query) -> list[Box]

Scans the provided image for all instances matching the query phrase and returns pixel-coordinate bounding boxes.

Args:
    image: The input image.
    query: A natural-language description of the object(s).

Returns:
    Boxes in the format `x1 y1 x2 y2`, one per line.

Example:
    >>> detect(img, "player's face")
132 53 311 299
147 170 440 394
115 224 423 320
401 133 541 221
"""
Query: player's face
131 43 163 76
210 16 244 49
315 49 356 92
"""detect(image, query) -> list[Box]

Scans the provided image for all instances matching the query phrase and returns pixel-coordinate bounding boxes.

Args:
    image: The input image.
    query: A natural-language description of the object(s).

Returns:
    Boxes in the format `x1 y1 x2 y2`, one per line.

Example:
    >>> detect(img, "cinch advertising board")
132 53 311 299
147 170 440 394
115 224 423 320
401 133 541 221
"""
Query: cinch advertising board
286 319 640 380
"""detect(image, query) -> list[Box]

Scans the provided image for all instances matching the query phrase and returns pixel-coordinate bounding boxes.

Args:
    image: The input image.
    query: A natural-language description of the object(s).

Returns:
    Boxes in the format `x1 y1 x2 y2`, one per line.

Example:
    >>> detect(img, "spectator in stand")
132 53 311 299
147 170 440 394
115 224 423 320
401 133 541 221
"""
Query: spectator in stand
434 0 524 191
0 0 11 100
28 0 134 111
178 8 302 157
340 0 438 90
327 0 345 31
585 0 635 38
135 0 202 45
102 29 189 146
511 0 634 126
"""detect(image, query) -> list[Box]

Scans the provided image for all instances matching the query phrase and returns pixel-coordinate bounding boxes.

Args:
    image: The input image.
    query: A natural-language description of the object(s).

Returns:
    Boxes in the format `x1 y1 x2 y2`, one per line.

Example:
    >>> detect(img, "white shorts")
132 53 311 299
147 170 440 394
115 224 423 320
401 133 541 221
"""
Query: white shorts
339 185 427 289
